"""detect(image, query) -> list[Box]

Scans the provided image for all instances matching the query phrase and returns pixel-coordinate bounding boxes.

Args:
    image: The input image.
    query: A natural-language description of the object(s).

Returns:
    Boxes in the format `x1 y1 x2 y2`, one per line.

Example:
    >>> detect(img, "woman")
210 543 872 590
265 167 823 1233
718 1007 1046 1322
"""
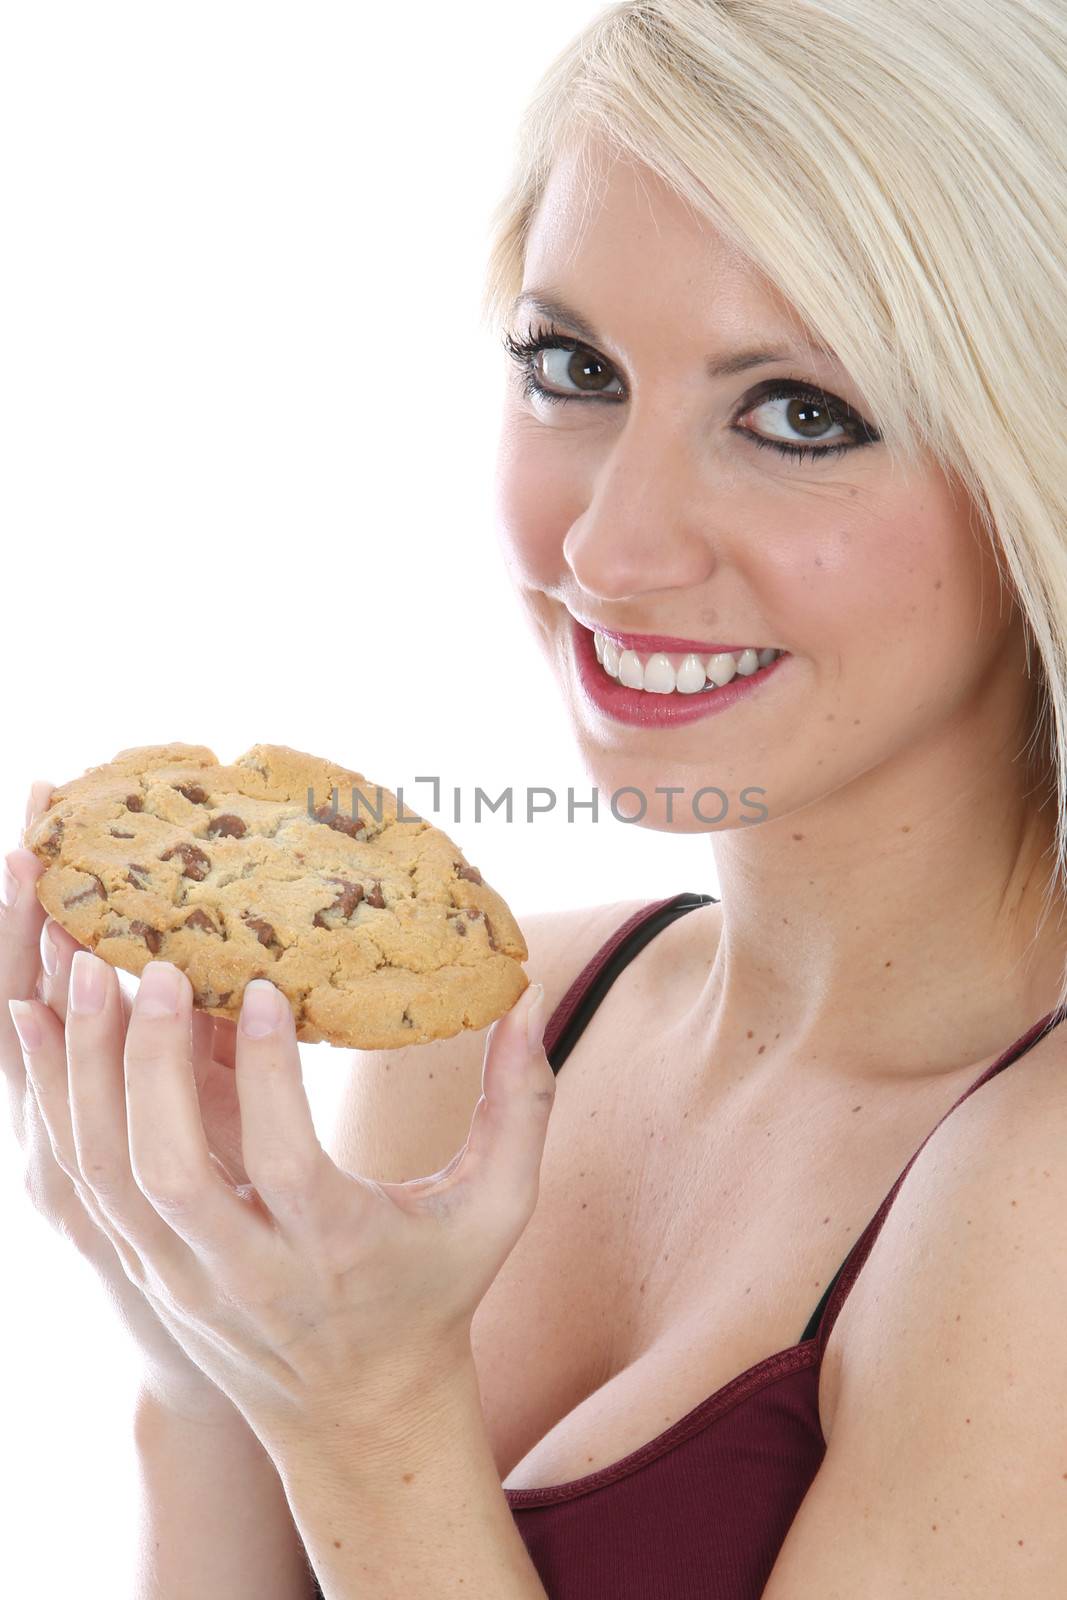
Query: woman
5 1 1067 1594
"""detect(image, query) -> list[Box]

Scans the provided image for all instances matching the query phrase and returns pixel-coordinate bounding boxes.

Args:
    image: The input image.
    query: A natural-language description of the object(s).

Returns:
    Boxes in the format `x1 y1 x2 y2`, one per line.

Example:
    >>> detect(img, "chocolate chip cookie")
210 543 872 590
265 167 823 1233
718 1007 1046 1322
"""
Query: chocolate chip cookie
22 743 529 1050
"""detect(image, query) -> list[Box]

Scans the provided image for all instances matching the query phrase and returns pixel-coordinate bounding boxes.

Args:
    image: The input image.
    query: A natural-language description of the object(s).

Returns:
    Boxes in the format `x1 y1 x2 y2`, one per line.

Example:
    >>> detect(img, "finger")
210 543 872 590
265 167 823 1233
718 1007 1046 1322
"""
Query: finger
234 979 332 1243
40 918 137 1034
24 780 54 834
1 848 50 1101
9 992 149 1284
122 960 255 1261
66 952 195 1271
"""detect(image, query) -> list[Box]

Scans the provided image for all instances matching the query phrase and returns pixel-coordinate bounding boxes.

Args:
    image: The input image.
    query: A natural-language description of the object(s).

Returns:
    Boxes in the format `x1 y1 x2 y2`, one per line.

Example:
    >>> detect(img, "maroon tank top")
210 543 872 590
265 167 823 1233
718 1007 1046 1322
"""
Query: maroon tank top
502 891 1067 1599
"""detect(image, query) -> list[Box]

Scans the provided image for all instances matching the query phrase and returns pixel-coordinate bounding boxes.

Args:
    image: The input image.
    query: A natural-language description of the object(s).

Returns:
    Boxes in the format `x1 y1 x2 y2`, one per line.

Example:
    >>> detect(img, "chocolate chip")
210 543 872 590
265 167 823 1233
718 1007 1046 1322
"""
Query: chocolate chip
194 986 233 1008
125 794 143 812
364 880 386 909
451 916 467 936
129 920 163 954
206 813 246 839
40 821 64 857
326 877 364 918
109 829 135 839
183 908 218 934
160 842 212 881
455 863 482 884
312 802 366 838
175 783 208 804
313 877 365 927
243 915 277 949
125 862 152 890
62 874 106 909
483 913 498 952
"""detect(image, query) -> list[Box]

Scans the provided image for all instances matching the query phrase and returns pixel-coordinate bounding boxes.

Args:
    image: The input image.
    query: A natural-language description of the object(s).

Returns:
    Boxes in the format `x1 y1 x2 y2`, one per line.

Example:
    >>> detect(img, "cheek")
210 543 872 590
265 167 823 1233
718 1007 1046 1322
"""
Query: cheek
493 416 579 583
754 493 990 666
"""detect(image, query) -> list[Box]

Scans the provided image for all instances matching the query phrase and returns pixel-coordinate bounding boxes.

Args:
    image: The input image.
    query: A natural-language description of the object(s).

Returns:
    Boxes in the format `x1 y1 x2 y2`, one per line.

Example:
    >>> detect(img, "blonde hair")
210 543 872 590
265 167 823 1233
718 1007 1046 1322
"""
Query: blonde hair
481 0 1067 1010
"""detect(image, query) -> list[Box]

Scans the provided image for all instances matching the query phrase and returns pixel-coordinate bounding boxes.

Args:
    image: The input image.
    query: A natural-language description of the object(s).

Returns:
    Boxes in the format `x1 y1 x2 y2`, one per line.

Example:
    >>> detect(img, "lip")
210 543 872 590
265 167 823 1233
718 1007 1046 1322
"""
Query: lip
569 615 756 656
570 614 789 729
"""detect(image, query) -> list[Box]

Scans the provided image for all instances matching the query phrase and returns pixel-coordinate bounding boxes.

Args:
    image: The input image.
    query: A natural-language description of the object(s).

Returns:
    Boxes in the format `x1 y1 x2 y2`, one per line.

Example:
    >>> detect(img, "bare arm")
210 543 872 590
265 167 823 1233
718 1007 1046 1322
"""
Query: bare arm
132 1387 318 1599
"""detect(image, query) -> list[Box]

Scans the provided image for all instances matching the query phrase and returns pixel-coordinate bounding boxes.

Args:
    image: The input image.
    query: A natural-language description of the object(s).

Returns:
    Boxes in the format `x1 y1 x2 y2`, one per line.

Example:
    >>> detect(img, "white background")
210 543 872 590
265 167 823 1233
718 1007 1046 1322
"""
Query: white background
0 3 718 1588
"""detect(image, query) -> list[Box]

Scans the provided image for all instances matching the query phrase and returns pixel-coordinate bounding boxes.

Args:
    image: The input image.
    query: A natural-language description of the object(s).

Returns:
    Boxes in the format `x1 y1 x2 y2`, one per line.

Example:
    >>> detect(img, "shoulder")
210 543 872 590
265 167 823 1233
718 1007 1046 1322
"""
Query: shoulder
326 895 657 1182
762 1017 1067 1595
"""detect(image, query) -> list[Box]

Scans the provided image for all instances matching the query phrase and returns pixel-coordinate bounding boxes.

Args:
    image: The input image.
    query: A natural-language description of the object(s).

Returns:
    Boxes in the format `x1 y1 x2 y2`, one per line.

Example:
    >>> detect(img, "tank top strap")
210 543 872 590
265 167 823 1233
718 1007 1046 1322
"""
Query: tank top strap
545 891 718 1076
814 997 1067 1356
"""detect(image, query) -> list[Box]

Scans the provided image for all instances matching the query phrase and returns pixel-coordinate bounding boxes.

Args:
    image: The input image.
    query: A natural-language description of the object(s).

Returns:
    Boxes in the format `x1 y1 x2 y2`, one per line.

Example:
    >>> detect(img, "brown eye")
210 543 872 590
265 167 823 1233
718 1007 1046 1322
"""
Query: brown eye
535 345 623 397
741 391 847 447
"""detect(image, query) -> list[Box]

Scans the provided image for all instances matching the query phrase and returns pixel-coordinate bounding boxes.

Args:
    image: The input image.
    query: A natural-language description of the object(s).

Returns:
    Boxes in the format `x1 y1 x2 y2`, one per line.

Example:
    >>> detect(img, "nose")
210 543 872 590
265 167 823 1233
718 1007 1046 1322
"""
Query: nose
561 412 718 602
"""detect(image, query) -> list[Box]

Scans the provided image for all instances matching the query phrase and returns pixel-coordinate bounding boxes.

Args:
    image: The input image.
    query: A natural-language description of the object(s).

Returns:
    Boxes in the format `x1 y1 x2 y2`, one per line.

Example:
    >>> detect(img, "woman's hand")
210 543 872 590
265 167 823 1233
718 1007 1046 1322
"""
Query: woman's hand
2 783 252 1422
6 862 552 1457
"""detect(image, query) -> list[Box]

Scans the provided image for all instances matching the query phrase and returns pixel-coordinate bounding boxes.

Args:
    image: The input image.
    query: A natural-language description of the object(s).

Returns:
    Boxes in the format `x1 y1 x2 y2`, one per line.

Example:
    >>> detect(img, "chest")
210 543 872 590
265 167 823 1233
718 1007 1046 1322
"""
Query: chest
469 1004 962 1492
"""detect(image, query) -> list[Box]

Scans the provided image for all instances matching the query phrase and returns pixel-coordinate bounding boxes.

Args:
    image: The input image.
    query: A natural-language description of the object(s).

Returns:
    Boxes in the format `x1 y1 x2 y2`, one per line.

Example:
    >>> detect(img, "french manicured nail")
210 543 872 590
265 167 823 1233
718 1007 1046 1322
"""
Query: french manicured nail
40 921 58 977
8 999 41 1053
241 979 285 1038
70 951 109 1015
0 856 19 910
135 962 182 1018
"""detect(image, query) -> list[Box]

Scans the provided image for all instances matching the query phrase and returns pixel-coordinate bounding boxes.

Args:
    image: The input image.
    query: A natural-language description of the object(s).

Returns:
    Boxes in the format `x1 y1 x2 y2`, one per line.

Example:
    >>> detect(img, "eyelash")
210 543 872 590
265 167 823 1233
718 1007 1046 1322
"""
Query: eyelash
502 323 881 463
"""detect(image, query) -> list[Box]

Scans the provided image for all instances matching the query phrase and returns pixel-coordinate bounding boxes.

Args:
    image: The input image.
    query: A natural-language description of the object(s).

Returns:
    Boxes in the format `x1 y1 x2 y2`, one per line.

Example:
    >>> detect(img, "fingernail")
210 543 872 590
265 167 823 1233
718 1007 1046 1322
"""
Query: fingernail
0 856 19 910
40 921 58 977
70 951 109 1015
135 962 182 1018
524 983 547 1053
8 999 41 1053
240 979 285 1038
25 781 52 830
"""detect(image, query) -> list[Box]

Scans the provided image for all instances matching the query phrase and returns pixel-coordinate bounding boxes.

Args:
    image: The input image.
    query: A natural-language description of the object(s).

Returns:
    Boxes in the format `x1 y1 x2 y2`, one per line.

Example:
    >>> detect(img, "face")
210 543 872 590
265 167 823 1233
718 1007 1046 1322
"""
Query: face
493 136 1034 836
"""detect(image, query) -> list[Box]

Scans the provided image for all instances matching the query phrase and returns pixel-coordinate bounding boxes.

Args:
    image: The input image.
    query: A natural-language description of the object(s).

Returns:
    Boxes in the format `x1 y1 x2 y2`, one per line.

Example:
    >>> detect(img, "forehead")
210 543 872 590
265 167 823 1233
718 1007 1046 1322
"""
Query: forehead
522 136 810 345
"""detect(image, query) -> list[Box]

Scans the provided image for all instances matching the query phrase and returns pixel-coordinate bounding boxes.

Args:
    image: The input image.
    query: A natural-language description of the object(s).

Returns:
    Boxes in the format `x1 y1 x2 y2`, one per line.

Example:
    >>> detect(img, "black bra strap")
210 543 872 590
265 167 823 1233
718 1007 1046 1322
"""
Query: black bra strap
548 891 718 1075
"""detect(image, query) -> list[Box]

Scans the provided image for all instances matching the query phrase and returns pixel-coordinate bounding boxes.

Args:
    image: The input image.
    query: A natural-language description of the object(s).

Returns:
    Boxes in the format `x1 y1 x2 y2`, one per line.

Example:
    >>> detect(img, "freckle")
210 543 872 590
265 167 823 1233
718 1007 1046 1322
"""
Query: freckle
758 1043 765 1054
746 1029 753 1039
402 1472 415 1484
792 832 804 841
1044 1170 1051 1178
581 1201 587 1208
823 1216 830 1224
956 1313 961 1321
965 1417 971 1423
901 824 910 833
885 959 892 968
1018 1540 1024 1546
334 1539 343 1548
935 579 942 589
826 713 835 721
932 1524 938 1531
852 1104 863 1112
1011 1198 1017 1206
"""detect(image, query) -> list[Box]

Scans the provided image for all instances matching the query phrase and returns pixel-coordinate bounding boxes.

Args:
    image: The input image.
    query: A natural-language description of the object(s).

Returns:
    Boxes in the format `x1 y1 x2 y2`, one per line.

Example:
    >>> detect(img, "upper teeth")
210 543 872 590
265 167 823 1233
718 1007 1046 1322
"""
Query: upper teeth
594 632 781 693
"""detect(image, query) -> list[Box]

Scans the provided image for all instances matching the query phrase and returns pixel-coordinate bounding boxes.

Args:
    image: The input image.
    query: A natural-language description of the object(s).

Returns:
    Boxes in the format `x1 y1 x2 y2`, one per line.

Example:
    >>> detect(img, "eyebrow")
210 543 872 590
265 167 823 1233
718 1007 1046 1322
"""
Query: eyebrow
509 290 839 378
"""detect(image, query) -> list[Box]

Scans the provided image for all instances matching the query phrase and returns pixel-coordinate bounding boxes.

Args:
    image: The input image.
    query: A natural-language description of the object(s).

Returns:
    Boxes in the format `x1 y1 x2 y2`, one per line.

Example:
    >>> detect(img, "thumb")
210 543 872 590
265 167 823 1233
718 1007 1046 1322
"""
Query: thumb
465 982 554 1203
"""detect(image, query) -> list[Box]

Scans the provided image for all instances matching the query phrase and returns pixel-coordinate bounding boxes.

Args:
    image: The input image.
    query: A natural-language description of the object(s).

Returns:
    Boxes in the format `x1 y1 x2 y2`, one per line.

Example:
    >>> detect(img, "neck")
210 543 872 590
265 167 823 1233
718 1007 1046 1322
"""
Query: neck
697 723 1067 1087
